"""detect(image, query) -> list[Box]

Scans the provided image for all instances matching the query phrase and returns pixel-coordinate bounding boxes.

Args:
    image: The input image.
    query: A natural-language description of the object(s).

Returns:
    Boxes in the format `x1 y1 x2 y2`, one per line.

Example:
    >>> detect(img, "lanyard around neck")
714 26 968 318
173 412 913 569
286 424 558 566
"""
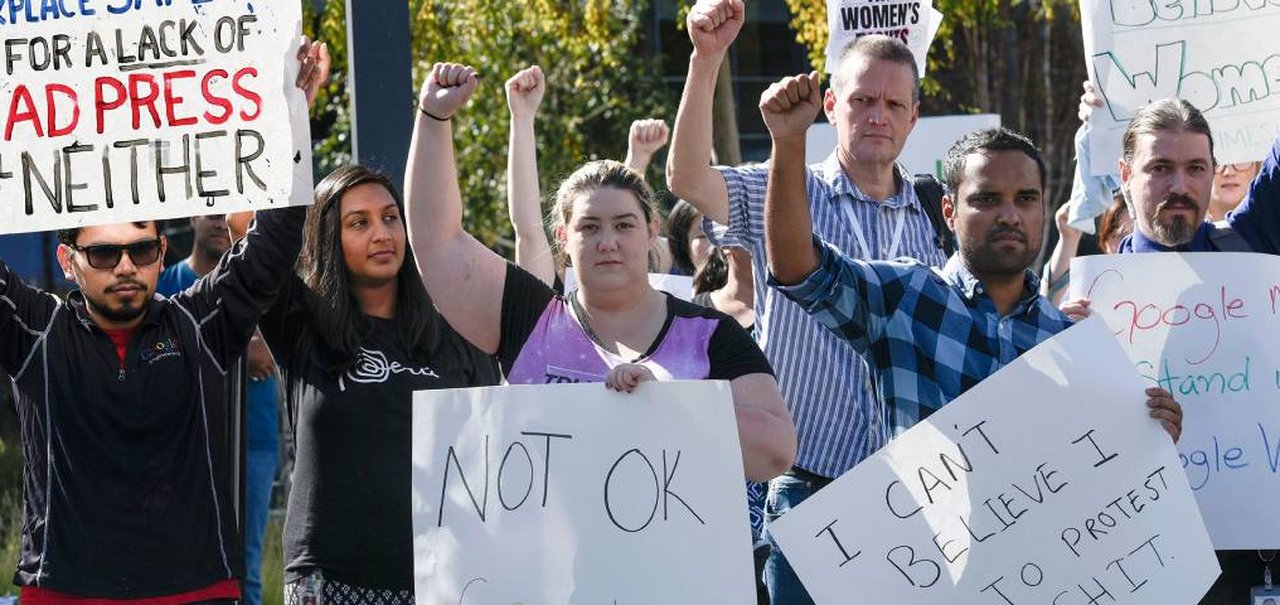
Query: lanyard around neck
841 199 908 260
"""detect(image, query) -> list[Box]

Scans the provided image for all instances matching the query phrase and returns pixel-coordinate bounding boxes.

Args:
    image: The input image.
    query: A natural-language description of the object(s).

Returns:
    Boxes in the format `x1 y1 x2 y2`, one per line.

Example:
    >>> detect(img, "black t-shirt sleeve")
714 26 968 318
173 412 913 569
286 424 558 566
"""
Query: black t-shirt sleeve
256 272 305 368
497 263 558 374
707 316 774 381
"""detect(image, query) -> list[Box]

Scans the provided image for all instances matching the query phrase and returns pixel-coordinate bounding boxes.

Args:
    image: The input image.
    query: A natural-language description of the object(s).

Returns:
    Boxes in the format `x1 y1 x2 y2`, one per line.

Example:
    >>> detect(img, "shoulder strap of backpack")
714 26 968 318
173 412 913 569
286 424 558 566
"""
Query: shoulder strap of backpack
911 174 956 257
1208 220 1253 252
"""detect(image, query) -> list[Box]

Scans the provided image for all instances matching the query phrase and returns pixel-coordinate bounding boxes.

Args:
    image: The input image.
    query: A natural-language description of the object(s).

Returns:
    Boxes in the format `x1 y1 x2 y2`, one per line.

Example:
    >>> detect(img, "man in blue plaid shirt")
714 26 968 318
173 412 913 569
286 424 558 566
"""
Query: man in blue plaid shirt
757 71 1184 444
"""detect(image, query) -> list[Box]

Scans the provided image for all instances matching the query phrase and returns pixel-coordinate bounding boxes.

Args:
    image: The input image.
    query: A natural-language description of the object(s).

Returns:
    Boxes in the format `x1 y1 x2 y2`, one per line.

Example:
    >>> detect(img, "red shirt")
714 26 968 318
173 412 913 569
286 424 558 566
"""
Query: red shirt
101 328 134 367
21 579 241 605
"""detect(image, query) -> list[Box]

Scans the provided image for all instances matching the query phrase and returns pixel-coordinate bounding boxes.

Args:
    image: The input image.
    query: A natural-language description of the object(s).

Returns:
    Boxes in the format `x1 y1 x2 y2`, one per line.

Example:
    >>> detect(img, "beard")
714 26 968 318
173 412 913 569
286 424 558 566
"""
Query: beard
1147 193 1202 247
962 227 1039 279
85 282 150 324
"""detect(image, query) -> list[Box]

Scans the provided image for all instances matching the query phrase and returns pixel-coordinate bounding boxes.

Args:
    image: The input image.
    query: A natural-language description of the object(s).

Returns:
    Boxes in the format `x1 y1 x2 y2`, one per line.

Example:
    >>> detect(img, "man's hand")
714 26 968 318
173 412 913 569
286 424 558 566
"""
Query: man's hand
1146 387 1183 443
505 65 545 121
625 119 670 173
246 332 277 381
1078 80 1103 123
687 0 745 57
1059 297 1092 321
296 37 331 108
419 63 480 121
605 363 656 394
760 71 822 142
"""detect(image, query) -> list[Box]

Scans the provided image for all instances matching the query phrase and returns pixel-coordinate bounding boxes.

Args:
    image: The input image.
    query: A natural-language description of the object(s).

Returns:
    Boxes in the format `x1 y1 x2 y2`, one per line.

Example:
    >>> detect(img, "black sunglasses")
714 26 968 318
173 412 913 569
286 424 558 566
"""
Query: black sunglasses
70 239 162 270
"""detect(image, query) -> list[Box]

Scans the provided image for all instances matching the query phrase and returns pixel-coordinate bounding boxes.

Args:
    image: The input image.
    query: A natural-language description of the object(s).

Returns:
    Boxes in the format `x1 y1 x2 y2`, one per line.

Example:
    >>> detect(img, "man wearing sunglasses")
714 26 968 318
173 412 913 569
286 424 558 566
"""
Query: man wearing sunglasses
0 39 329 605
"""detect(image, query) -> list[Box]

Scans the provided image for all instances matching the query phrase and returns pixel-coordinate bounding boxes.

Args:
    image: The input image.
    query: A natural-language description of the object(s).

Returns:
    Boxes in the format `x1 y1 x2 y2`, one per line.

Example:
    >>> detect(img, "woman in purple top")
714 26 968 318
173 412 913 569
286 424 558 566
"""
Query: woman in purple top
405 62 797 482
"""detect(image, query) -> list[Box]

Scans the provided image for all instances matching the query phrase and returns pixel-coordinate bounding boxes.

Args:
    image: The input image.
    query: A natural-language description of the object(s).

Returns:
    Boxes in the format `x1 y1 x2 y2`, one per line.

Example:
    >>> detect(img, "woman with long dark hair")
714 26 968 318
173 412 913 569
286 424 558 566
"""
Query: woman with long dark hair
258 165 498 605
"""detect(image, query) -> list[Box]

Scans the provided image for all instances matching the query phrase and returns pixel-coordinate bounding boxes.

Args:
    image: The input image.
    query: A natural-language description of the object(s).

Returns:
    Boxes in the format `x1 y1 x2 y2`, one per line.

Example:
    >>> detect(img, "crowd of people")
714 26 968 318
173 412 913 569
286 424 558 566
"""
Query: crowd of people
0 0 1277 604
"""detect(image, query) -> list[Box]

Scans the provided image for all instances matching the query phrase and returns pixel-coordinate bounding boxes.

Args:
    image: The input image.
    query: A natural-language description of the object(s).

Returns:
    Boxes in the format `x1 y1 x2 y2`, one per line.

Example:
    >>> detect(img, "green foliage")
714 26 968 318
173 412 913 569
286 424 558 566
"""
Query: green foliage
409 0 671 247
305 0 671 249
302 0 353 178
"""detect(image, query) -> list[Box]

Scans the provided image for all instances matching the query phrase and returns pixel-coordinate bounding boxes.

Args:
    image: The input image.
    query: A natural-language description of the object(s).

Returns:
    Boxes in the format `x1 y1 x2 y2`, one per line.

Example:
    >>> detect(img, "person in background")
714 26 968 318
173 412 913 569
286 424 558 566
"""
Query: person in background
1039 190 1131 305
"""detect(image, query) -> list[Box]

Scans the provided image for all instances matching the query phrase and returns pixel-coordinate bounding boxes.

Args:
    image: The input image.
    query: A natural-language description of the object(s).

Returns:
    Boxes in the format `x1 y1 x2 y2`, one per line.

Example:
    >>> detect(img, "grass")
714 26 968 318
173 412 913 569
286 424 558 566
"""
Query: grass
262 513 286 605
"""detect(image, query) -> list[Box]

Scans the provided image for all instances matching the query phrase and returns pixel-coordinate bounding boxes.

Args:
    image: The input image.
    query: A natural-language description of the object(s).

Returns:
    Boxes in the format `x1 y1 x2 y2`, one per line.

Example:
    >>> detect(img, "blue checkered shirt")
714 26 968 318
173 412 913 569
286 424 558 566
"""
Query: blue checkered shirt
772 237 1074 433
706 152 948 478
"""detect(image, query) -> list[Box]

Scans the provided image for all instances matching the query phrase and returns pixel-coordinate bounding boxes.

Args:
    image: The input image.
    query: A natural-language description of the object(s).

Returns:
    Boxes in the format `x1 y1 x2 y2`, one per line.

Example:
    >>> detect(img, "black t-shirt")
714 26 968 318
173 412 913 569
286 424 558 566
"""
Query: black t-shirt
497 263 772 384
259 276 499 589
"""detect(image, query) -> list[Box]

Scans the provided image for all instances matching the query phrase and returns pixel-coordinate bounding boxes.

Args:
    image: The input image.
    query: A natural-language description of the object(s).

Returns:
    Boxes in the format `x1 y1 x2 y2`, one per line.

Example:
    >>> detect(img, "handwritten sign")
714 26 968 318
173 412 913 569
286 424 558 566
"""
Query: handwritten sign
1072 252 1280 548
564 270 694 301
769 318 1218 604
410 381 755 604
1080 1 1280 175
0 0 312 234
824 1 942 76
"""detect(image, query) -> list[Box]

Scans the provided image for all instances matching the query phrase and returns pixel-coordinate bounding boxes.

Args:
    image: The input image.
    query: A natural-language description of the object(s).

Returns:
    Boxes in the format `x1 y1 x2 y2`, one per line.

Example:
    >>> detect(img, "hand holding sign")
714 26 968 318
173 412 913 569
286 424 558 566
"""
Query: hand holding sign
1147 386 1184 443
760 72 823 141
504 65 545 121
295 37 332 108
419 63 479 121
687 0 745 57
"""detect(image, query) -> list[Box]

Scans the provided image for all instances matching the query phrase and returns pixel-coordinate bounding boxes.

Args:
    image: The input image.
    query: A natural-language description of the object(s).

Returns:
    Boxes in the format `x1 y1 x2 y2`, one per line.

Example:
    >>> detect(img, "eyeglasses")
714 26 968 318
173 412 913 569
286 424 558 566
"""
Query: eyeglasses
70 239 162 270
1215 162 1259 174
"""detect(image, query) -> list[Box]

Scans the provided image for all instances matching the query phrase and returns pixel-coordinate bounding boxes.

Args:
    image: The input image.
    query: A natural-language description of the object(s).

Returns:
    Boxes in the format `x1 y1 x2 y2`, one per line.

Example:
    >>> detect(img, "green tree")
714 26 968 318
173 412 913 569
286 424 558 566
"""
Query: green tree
305 1 671 250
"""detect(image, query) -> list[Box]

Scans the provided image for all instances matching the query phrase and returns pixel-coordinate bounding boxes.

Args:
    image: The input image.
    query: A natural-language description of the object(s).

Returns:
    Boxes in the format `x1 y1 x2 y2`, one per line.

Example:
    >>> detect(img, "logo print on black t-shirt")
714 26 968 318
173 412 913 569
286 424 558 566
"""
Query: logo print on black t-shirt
338 347 440 391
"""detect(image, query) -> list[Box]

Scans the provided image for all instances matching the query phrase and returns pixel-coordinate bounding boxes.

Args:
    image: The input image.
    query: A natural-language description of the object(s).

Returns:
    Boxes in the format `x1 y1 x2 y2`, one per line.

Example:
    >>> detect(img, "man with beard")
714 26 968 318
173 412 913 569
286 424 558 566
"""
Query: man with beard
1062 98 1280 605
758 72 1182 442
0 37 326 604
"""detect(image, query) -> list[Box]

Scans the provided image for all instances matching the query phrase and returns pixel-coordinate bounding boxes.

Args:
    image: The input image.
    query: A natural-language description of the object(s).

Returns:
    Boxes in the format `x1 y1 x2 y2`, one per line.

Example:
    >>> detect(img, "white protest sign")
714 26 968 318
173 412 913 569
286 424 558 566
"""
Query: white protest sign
0 0 312 234
806 113 1001 175
411 381 755 604
1080 1 1280 175
770 318 1218 604
1071 252 1280 548
564 269 694 301
825 1 941 76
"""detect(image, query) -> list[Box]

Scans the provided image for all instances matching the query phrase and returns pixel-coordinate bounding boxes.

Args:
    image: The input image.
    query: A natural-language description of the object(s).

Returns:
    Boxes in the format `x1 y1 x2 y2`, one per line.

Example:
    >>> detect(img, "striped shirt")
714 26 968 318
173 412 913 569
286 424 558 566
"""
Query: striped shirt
706 151 948 478
773 240 1073 432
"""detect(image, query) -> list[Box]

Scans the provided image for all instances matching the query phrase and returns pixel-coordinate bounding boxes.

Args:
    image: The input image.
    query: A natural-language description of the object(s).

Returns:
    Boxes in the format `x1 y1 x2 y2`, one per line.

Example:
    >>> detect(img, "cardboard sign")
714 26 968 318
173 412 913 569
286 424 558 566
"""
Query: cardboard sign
1072 252 1280 548
411 381 755 604
824 1 942 76
1080 0 1280 175
770 318 1218 604
0 0 312 234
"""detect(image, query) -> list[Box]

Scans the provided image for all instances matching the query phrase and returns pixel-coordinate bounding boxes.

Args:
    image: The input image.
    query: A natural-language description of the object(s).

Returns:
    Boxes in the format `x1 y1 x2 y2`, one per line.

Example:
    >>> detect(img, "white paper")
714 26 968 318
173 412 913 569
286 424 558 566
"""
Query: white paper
411 381 755 604
770 318 1219 604
1080 0 1280 175
0 1 313 234
825 1 940 76
1071 252 1280 548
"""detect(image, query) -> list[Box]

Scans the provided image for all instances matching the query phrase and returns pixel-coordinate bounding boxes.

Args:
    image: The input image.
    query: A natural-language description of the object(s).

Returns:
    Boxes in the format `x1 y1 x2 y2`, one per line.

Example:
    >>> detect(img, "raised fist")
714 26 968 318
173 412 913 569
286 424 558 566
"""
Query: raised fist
628 119 670 158
505 65 545 120
687 0 745 56
418 62 479 121
759 71 822 141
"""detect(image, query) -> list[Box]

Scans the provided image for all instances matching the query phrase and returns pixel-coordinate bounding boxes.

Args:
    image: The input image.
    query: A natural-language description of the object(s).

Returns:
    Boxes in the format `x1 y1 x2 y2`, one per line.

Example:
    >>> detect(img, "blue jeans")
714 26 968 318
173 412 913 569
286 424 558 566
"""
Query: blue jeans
243 448 279 605
764 472 832 605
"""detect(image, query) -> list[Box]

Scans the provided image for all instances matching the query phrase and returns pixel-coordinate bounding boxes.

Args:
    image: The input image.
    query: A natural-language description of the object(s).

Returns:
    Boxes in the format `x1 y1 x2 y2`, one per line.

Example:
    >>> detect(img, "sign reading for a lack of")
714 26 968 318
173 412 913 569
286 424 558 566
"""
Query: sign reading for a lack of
0 0 311 234
410 381 755 604
1080 0 1280 175
1072 253 1280 549
824 0 941 76
769 318 1218 604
